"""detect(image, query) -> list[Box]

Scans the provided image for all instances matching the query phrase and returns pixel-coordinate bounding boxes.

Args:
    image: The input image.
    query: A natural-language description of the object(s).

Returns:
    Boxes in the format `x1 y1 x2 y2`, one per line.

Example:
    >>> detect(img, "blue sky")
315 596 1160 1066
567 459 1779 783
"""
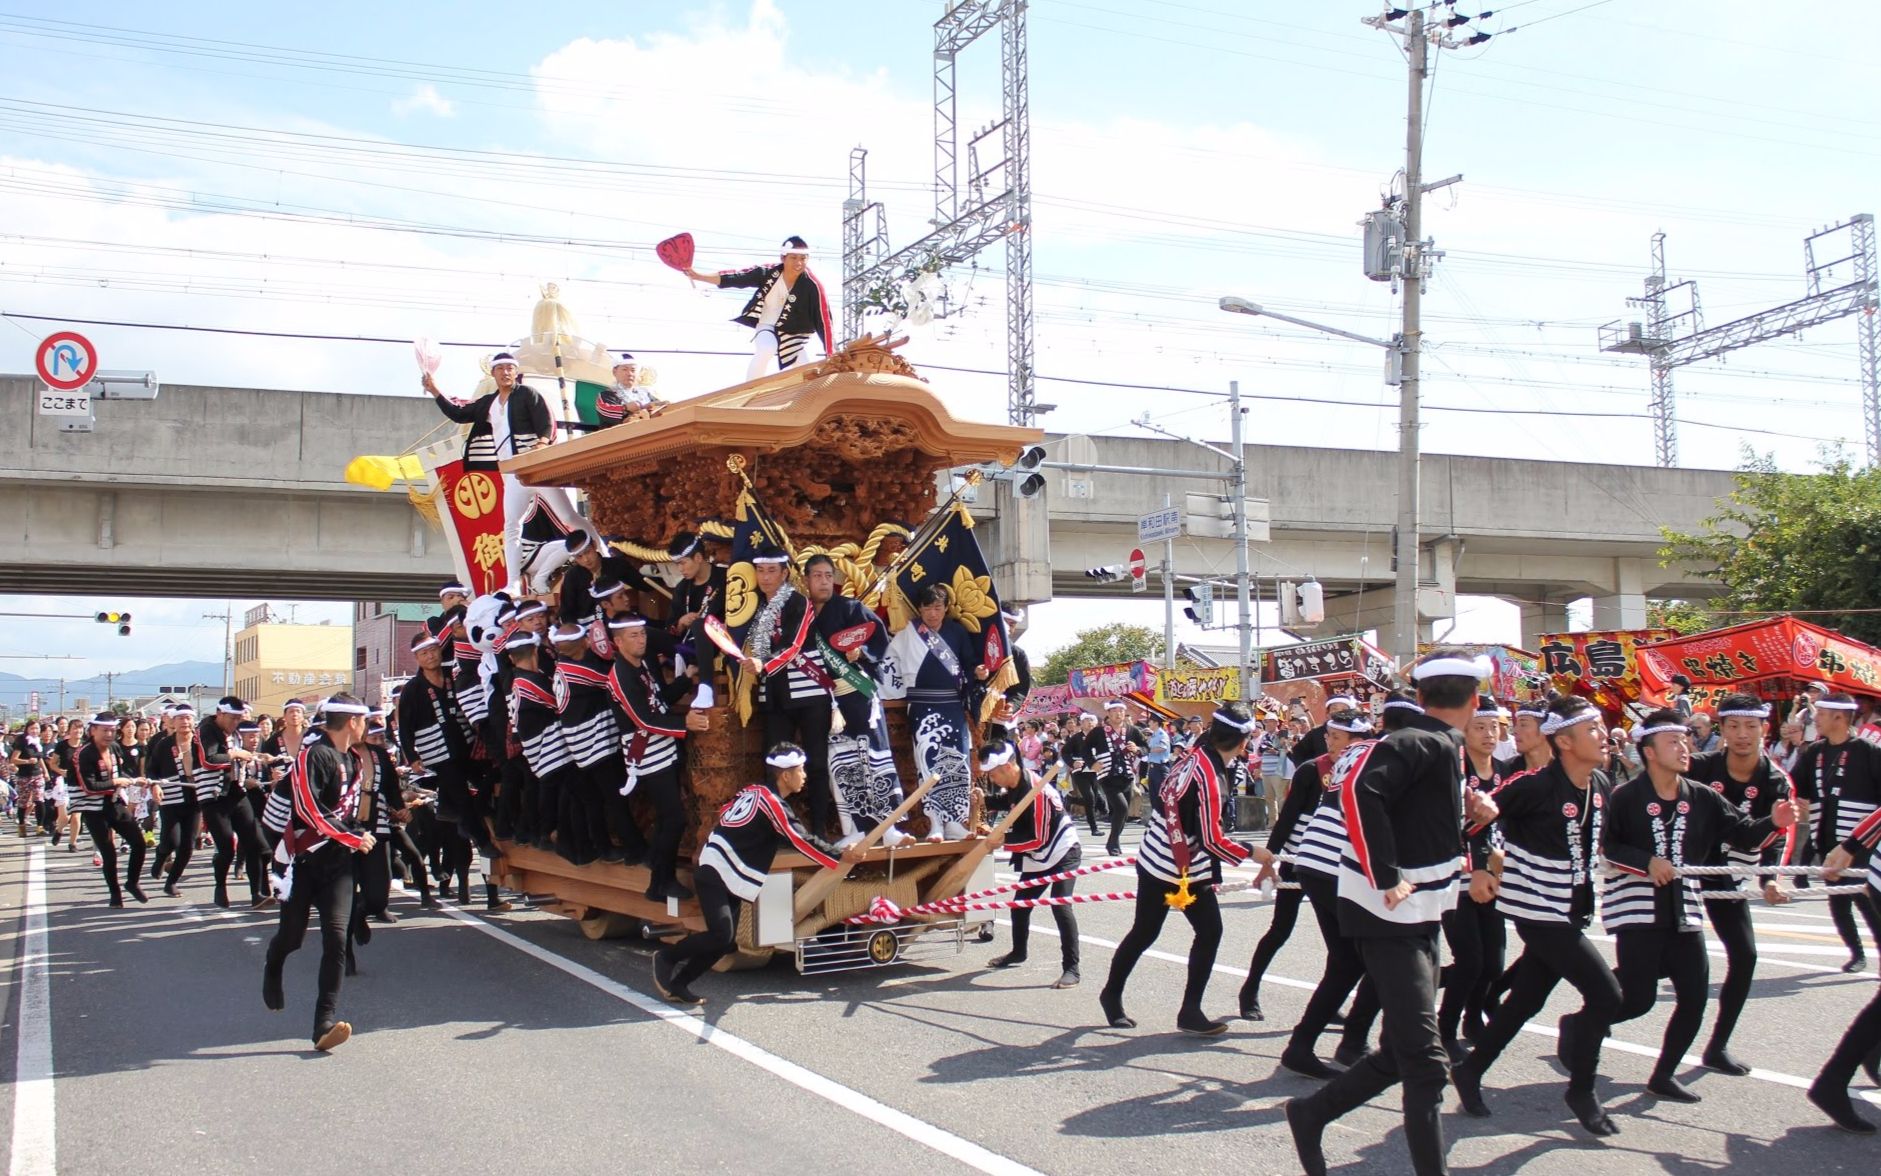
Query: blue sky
0 1 1874 682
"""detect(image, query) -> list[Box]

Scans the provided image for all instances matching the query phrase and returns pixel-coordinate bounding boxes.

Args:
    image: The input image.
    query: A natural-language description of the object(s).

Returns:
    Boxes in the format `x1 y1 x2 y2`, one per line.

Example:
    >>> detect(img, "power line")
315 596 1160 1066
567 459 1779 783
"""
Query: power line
0 308 1836 442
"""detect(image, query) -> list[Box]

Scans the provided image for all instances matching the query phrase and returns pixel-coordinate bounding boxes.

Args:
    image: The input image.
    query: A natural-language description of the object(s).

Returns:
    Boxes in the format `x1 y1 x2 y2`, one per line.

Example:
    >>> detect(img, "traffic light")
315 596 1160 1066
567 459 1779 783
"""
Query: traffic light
1084 565 1126 583
1183 583 1214 627
94 610 133 636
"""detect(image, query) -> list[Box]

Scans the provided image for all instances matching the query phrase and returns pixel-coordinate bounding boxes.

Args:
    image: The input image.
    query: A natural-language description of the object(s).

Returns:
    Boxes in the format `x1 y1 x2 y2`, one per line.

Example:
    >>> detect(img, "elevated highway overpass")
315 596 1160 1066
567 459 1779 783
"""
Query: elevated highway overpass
1 377 1736 642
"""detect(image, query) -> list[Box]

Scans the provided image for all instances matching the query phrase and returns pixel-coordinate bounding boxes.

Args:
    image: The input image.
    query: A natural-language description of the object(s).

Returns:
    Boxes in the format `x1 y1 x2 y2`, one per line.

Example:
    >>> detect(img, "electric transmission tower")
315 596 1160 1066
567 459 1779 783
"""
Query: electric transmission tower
842 0 1036 425
1600 214 1880 466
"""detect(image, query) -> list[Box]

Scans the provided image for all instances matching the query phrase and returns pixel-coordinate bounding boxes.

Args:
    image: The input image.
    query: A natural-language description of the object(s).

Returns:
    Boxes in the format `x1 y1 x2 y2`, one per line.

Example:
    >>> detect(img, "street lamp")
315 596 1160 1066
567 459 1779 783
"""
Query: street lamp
1219 295 1419 666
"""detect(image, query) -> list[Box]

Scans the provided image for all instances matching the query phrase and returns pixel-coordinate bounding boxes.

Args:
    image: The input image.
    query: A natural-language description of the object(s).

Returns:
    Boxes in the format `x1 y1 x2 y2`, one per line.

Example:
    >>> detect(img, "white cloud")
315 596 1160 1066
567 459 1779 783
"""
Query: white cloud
393 84 456 118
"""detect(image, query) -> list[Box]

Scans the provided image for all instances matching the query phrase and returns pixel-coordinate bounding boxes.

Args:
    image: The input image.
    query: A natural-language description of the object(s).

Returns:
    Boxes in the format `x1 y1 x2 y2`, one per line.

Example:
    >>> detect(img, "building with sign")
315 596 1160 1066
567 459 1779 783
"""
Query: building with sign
353 601 429 706
231 614 354 712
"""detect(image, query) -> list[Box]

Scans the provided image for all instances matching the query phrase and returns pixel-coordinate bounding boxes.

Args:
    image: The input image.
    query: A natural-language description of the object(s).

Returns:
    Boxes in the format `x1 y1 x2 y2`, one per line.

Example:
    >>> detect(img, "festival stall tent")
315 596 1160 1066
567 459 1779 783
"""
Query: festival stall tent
1259 634 1397 722
1635 616 1881 708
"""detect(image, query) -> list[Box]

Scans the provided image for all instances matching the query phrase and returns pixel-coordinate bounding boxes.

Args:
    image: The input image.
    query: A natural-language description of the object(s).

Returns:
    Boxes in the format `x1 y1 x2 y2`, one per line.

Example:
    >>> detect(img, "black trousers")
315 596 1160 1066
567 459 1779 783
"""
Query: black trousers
1614 925 1710 1077
1290 870 1379 1056
1008 847 1082 972
1100 777 1133 852
1242 870 1305 993
546 765 599 865
266 849 356 1039
494 756 530 841
585 755 647 862
1070 773 1103 835
1461 920 1621 1095
763 703 832 834
633 765 685 889
1703 896 1757 1053
1438 894 1504 1041
1818 985 1881 1093
1296 930 1450 1176
1829 889 1881 963
667 866 738 987
157 799 200 883
82 803 145 903
1103 868 1222 1015
203 793 266 904
387 824 431 901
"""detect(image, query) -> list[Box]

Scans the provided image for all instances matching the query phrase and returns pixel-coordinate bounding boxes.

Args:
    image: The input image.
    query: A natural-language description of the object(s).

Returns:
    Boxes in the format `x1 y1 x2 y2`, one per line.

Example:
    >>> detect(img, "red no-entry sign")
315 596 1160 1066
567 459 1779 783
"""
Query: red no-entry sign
35 331 97 392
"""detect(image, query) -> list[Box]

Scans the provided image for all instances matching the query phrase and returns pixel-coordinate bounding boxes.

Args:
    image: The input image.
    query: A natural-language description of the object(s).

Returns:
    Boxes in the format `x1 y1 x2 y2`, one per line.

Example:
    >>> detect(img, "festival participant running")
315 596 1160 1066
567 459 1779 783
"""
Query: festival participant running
982 738 1082 989
399 629 504 906
1437 697 1519 1062
683 236 834 380
1287 650 1486 1176
1100 703 1254 1037
1092 700 1148 858
73 713 150 907
1602 709 1798 1104
887 582 987 842
9 723 46 839
653 744 860 1005
1062 712 1105 837
1813 806 1881 1132
1687 692 1800 1075
1791 693 1881 973
263 693 379 1052
1273 709 1381 1079
198 702 266 909
1450 696 1624 1135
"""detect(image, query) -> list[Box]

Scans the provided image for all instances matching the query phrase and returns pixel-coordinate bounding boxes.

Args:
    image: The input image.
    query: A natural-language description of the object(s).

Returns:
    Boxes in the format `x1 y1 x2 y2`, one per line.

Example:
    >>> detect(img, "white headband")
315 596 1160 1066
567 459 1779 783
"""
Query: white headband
751 555 791 565
607 617 646 630
1539 709 1598 735
439 585 466 599
1413 655 1492 682
1103 700 1126 711
322 700 370 716
1716 706 1770 719
411 635 440 652
505 631 541 649
514 601 547 620
1514 704 1547 718
766 749 807 769
1326 696 1360 710
1473 703 1501 717
1633 722 1689 742
551 624 587 643
1815 699 1859 712
87 716 117 727
216 702 246 715
780 244 810 256
281 701 306 713
672 535 703 560
590 581 628 599
977 746 1016 771
1213 709 1255 732
1328 715 1373 734
1383 698 1425 714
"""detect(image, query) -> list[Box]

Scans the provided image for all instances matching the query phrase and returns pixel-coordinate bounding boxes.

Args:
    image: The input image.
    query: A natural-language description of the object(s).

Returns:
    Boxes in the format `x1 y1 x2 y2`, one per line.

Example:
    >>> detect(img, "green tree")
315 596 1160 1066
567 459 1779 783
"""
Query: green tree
1645 598 1717 636
1035 623 1164 686
1660 453 1881 646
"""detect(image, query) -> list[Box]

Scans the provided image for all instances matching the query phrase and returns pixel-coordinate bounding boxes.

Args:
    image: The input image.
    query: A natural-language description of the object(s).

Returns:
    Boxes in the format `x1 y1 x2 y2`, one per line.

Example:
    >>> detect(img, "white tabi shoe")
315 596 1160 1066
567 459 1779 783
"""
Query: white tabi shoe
881 826 914 849
834 832 865 852
943 820 971 841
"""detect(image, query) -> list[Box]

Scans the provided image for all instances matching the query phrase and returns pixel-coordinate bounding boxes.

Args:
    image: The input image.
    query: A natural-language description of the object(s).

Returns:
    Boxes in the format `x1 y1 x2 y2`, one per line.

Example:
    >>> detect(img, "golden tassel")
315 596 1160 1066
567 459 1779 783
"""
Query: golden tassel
1165 872 1197 911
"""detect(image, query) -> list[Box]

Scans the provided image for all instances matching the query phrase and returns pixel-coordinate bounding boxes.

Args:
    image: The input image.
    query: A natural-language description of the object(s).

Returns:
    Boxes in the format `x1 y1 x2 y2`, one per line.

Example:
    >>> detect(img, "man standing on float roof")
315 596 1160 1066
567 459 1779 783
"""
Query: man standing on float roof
685 236 833 380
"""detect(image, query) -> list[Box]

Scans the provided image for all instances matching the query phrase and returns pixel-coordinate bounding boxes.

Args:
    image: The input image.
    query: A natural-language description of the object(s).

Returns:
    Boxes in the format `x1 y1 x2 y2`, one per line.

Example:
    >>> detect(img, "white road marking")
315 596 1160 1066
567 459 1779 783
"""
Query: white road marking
443 908 1043 1176
9 847 55 1176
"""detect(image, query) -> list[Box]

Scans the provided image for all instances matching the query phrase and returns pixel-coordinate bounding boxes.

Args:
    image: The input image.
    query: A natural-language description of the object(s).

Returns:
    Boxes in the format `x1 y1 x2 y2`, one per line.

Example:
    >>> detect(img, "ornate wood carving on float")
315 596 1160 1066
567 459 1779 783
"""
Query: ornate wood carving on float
498 337 1046 963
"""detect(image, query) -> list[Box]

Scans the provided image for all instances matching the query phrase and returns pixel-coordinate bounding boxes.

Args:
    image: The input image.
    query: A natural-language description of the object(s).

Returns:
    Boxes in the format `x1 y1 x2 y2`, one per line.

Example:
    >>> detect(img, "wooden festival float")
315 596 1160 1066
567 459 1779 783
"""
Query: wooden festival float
497 337 1046 972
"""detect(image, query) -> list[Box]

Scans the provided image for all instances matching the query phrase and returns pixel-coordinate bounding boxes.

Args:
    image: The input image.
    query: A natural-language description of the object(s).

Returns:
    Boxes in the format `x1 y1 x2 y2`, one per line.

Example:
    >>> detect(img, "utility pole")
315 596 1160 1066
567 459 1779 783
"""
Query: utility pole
204 608 232 694
1230 380 1254 701
1161 492 1176 671
103 670 115 706
1393 5 1427 669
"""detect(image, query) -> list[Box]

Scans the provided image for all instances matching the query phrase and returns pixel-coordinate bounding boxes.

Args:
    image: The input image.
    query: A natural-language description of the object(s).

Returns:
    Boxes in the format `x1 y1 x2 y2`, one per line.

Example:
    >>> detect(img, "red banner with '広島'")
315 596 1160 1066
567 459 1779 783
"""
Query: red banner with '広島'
420 443 509 596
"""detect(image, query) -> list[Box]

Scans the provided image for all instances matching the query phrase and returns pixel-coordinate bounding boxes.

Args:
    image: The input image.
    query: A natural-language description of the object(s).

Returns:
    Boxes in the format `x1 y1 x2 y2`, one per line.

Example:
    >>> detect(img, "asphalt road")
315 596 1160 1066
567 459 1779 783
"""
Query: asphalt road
2 825 1878 1176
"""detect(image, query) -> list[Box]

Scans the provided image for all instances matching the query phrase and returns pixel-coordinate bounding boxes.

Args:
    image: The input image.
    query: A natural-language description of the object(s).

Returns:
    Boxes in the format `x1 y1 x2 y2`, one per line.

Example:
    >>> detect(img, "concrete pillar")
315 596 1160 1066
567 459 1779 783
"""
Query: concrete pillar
984 480 1054 607
1588 558 1649 630
1518 598 1570 650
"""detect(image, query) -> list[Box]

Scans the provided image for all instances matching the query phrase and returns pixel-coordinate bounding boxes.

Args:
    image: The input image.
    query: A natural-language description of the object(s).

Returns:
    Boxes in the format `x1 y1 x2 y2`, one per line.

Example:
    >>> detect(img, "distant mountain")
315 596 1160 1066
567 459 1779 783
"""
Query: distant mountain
0 660 226 711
